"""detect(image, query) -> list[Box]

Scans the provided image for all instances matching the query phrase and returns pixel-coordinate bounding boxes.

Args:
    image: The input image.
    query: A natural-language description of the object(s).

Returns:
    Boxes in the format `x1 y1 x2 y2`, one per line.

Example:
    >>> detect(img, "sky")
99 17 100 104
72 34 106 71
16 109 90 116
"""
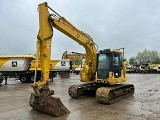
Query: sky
1 0 160 60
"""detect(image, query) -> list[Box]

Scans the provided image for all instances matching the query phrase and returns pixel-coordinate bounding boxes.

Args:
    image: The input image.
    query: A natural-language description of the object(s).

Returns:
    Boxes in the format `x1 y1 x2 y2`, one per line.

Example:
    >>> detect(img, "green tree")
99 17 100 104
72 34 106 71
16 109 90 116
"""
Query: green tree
129 57 137 65
153 57 160 64
130 49 160 64
123 58 127 62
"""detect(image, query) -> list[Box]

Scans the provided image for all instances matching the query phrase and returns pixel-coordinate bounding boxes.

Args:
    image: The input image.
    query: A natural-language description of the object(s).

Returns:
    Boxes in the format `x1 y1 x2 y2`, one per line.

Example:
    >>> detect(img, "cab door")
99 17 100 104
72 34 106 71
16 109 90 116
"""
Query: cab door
111 53 122 78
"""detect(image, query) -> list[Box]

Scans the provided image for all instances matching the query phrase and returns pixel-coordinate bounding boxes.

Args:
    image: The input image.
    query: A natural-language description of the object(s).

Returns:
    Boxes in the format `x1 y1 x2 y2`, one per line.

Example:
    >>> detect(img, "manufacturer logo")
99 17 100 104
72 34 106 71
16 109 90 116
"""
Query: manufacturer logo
12 61 17 67
61 62 66 66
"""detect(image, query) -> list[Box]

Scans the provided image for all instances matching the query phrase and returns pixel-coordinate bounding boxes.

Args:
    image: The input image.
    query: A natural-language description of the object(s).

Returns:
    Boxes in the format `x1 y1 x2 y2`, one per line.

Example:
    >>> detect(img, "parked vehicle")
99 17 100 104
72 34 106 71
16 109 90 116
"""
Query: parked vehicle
0 55 72 83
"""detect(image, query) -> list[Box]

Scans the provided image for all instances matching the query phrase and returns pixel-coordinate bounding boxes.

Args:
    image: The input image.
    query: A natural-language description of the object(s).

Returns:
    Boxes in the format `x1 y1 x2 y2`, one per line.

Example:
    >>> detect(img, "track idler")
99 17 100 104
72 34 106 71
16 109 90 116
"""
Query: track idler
29 87 70 117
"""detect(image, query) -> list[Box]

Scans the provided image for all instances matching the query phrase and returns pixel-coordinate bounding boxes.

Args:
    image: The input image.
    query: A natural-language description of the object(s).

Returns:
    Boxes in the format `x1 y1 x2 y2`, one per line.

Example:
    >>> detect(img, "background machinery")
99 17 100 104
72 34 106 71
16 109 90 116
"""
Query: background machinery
125 62 134 73
0 55 72 84
140 63 150 73
29 2 134 117
0 55 35 84
139 63 160 73
62 51 87 74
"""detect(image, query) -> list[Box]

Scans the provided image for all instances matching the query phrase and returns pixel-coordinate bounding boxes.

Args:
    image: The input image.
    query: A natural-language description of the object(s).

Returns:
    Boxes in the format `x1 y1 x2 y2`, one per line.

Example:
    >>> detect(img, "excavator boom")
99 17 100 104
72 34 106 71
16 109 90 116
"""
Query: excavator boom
29 2 69 116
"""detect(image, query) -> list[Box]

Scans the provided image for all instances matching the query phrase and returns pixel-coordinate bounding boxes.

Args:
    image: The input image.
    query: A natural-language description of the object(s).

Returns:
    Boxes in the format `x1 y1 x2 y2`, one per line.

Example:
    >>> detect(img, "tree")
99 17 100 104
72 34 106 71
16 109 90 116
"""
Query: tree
129 57 137 65
129 49 160 65
153 57 160 64
123 58 127 62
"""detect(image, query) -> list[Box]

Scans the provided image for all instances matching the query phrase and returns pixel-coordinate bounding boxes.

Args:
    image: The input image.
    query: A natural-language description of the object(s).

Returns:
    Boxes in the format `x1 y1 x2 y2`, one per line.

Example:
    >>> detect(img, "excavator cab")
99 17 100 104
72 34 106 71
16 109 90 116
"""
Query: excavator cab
97 49 122 79
95 49 134 104
69 48 134 104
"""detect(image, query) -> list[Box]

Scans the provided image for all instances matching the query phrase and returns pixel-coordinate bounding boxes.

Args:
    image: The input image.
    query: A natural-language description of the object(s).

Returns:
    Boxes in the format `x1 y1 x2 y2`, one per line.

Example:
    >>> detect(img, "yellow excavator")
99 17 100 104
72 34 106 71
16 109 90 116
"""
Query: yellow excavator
29 2 134 117
62 51 87 74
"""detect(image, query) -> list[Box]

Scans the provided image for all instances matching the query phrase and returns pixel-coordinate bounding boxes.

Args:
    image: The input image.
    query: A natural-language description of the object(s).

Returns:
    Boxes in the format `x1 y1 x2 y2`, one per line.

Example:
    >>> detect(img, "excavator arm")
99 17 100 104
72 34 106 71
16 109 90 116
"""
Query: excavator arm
29 2 69 117
32 2 53 95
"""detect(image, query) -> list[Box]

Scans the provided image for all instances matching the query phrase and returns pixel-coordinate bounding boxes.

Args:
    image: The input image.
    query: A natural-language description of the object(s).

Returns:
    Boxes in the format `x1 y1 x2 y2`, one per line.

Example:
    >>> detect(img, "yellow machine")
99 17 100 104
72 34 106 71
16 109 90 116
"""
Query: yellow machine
29 2 134 117
62 51 87 74
125 62 134 73
62 51 87 66
149 64 160 73
62 51 87 58
140 63 150 73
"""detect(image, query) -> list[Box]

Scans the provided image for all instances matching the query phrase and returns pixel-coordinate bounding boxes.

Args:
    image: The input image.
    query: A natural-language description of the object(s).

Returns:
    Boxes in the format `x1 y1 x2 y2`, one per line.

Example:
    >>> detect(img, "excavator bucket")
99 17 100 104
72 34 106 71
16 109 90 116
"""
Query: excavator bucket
29 88 70 117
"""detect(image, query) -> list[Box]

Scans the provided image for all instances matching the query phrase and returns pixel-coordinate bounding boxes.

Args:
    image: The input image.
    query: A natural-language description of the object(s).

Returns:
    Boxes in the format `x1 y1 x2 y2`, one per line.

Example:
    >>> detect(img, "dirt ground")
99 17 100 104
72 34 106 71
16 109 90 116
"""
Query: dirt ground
0 74 160 120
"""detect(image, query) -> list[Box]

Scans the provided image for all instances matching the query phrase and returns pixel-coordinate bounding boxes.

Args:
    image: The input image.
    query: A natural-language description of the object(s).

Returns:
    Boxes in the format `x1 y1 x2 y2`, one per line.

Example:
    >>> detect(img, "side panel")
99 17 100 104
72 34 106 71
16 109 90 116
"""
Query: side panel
0 58 9 67
0 58 32 71
50 59 71 71
30 59 71 71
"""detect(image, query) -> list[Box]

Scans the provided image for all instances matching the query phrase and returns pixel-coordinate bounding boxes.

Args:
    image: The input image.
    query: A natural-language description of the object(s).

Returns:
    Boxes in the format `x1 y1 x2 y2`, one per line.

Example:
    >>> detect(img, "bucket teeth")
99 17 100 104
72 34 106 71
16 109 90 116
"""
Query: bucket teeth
29 88 70 117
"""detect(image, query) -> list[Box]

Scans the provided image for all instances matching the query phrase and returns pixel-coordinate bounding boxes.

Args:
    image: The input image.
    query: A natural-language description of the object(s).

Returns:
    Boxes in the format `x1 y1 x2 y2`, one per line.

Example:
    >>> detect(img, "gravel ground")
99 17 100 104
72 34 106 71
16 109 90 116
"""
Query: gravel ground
0 74 160 120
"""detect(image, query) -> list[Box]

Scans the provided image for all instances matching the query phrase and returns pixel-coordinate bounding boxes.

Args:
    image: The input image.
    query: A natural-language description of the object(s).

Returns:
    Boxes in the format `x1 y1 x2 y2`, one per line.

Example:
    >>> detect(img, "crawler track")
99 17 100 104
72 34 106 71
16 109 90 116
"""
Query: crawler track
96 84 134 104
68 83 134 104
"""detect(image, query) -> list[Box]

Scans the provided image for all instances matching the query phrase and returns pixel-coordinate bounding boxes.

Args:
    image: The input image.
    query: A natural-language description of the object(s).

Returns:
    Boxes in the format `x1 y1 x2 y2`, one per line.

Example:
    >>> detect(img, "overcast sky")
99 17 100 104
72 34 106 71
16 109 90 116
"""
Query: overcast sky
1 0 160 60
